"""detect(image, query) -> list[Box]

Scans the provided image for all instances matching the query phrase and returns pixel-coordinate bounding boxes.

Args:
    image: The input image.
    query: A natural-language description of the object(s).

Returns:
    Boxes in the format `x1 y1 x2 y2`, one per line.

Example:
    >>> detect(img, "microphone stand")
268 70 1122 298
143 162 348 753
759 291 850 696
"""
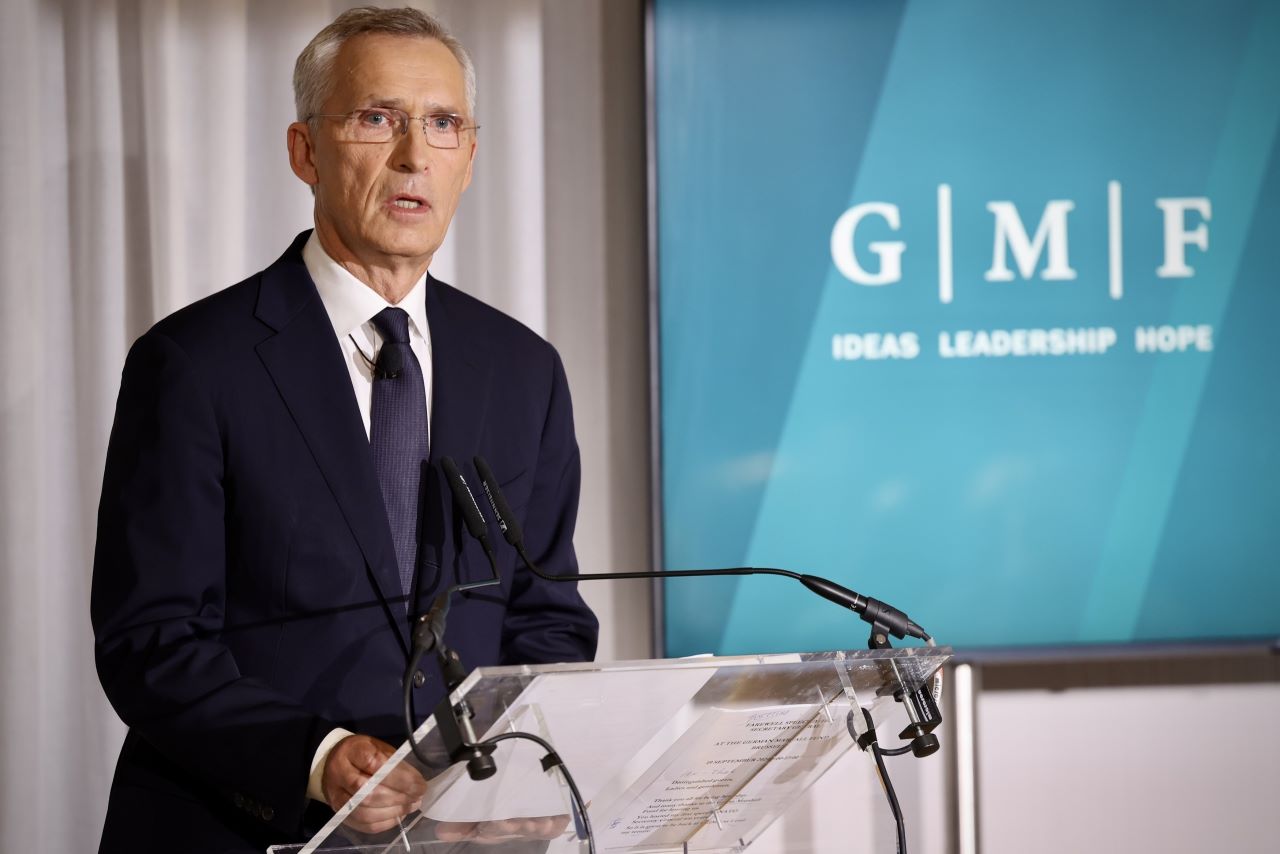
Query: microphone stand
402 457 502 779
401 457 598 853
472 454 945 854
474 454 943 753
405 454 942 854
402 587 498 781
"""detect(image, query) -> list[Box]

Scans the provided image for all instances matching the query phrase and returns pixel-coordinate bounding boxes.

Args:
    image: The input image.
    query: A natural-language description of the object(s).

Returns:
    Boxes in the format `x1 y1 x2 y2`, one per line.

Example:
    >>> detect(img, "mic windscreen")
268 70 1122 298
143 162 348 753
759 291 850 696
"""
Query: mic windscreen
376 344 403 379
441 456 488 539
473 456 524 547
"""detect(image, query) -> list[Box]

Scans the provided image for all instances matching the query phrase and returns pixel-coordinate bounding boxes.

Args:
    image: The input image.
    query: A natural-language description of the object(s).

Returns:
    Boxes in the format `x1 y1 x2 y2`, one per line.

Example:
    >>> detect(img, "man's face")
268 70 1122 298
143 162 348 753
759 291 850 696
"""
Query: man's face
288 33 476 271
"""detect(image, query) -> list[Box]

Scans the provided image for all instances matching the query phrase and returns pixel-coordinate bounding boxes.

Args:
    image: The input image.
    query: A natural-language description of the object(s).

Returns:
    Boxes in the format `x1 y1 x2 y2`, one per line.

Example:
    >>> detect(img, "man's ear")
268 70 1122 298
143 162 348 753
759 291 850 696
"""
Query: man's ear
461 137 477 192
287 122 319 187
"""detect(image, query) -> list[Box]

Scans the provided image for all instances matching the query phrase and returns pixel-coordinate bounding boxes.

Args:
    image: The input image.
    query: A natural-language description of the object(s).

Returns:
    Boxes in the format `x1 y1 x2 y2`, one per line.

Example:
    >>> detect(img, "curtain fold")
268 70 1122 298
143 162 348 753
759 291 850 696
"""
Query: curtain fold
3 2 121 851
0 1 562 848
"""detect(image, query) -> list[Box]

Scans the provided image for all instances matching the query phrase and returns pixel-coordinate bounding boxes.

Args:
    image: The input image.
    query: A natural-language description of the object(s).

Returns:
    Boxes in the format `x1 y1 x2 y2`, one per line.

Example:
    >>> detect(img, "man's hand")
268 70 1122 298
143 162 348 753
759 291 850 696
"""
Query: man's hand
435 815 572 844
321 734 428 834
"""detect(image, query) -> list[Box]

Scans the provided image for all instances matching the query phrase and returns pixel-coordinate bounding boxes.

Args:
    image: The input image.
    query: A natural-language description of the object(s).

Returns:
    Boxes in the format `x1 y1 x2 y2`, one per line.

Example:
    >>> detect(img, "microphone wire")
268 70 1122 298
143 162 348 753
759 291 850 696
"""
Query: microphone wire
480 731 596 854
852 707 908 854
474 455 928 644
468 456 944 854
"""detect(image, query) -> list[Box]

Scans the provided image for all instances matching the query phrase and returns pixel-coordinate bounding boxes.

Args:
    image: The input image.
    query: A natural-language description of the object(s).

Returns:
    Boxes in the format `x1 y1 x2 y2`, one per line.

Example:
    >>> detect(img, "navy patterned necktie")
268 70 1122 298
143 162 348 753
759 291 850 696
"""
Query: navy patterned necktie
369 307 429 596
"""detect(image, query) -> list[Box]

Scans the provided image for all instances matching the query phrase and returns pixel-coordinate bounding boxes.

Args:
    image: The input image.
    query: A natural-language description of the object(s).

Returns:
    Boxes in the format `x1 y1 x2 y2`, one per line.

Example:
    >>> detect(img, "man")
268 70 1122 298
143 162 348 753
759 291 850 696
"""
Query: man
91 8 598 853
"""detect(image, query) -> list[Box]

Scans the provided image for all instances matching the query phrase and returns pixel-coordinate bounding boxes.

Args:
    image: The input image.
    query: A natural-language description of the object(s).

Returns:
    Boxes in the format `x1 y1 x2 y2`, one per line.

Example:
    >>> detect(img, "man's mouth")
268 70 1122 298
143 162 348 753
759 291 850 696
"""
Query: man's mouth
390 195 428 210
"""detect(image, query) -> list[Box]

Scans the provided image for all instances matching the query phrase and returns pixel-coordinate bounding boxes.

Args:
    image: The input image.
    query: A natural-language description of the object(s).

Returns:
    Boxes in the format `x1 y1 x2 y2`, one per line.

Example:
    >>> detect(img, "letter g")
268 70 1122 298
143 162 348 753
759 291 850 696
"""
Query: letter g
831 203 905 286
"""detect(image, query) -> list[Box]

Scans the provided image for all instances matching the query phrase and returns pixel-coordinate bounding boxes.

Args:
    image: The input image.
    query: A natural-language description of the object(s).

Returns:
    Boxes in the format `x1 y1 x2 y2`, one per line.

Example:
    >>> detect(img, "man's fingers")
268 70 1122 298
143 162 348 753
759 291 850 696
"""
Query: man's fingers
352 741 393 774
466 815 571 843
356 785 421 809
532 814 571 838
346 763 426 805
333 777 423 810
434 820 479 842
432 816 571 844
350 801 415 822
473 819 521 840
380 762 429 798
322 734 427 815
346 813 407 835
338 793 419 835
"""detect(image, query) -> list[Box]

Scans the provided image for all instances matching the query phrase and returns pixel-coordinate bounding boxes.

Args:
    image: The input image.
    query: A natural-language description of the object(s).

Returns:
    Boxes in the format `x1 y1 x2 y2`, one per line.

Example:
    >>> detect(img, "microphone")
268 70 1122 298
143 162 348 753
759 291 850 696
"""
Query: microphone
374 343 403 379
403 458 503 781
469 455 942 761
410 590 452 655
471 455 929 644
473 456 522 547
441 456 499 578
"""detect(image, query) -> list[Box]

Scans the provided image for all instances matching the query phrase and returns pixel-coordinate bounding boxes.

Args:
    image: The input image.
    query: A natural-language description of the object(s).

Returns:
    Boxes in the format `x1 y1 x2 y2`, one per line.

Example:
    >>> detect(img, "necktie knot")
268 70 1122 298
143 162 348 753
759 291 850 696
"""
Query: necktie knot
372 307 411 344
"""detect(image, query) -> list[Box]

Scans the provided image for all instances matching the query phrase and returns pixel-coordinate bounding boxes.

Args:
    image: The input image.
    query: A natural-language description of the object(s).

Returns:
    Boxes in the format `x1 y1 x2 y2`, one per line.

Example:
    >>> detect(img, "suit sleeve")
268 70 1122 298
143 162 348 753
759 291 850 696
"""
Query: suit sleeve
499 348 600 665
91 329 332 834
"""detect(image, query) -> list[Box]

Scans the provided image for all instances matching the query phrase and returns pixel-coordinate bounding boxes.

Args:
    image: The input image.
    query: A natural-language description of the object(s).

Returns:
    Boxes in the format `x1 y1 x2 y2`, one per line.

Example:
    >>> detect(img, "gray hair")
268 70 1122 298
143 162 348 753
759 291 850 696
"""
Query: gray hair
293 6 476 122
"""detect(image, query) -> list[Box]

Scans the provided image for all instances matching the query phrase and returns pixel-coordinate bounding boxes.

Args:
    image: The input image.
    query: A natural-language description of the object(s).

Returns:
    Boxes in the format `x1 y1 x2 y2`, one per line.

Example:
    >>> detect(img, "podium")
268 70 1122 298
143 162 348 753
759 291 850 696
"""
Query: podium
271 647 949 854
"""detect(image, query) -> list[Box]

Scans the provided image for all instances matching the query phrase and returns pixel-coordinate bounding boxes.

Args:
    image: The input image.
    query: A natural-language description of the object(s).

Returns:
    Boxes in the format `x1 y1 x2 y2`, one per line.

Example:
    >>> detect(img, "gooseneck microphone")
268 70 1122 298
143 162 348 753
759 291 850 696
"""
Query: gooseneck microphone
402 457 503 780
441 456 499 580
470 455 929 644
439 457 933 854
404 458 594 841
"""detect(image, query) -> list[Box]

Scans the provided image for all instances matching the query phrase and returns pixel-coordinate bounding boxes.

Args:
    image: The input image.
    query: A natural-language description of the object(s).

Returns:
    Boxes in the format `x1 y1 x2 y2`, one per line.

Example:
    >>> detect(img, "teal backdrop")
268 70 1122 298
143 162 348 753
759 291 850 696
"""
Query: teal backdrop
654 0 1280 653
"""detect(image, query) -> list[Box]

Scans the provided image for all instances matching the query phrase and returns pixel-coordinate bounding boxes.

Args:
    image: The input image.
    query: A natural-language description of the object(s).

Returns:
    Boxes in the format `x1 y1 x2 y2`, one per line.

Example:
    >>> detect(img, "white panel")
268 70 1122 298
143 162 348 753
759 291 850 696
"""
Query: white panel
978 682 1280 854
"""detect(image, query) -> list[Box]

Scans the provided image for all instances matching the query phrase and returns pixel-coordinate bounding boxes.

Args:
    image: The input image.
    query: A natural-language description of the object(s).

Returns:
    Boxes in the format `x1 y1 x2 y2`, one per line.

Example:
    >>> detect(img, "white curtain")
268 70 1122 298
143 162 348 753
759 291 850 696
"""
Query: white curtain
0 1 648 849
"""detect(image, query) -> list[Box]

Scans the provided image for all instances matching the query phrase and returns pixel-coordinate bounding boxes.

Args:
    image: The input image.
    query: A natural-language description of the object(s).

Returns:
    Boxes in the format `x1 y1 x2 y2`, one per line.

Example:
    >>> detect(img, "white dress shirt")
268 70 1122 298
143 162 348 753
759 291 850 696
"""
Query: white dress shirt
302 230 434 438
300 231 434 802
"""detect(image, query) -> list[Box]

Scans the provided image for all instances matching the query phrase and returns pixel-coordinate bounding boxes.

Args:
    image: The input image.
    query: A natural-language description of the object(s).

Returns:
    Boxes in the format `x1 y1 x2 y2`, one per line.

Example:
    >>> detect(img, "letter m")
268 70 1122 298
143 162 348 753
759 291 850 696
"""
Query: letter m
984 200 1077 281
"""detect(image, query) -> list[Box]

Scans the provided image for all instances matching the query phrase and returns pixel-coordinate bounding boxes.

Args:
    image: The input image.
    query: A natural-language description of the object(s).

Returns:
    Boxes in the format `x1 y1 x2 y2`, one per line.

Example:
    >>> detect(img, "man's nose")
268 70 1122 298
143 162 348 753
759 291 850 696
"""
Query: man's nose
391 120 432 173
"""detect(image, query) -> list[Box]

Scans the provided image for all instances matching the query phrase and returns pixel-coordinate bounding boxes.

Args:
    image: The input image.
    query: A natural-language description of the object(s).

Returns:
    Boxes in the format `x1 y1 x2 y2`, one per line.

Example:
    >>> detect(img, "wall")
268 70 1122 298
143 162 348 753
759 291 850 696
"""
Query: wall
537 0 654 662
543 4 1280 853
970 652 1280 854
7 0 1270 849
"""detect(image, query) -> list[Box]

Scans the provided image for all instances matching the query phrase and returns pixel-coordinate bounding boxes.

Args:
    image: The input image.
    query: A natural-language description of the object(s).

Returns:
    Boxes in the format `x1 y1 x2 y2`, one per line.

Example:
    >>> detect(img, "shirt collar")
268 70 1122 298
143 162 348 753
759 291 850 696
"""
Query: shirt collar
302 231 430 341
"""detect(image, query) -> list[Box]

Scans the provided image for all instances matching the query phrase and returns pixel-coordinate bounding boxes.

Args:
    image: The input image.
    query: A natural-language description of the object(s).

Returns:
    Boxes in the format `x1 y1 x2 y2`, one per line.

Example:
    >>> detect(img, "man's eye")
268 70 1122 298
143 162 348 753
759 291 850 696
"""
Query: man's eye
428 115 460 132
358 110 393 127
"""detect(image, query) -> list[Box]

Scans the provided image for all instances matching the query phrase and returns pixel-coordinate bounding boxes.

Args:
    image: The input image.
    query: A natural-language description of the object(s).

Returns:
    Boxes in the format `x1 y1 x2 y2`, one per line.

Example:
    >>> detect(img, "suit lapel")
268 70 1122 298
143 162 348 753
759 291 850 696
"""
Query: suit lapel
417 278 494 600
253 236 410 653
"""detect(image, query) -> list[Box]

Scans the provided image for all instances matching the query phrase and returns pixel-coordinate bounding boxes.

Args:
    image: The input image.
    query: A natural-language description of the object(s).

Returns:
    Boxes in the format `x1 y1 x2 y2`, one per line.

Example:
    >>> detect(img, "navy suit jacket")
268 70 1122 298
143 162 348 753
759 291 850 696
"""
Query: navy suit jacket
91 232 598 853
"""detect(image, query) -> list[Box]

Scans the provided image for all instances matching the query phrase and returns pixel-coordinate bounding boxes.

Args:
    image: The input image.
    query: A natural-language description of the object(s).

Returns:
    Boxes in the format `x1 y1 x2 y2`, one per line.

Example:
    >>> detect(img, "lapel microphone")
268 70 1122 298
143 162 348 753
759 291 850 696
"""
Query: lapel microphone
374 345 403 380
347 333 403 379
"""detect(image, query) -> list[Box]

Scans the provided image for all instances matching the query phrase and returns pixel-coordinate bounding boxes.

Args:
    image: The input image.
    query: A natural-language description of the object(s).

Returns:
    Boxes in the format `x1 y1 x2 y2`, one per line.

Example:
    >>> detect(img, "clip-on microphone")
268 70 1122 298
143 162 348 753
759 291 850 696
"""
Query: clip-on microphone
374 344 403 379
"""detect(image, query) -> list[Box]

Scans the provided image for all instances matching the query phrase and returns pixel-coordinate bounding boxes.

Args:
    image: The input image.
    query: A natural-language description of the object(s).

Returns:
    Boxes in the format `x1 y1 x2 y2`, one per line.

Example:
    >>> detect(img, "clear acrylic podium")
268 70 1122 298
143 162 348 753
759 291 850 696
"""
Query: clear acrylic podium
271 647 950 854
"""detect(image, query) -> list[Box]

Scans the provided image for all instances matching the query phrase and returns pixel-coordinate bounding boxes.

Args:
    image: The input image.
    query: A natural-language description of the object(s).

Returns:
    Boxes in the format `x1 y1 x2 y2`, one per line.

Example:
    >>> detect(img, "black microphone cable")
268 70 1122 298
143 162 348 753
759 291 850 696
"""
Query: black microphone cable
851 707 908 854
473 452 942 717
402 590 452 770
474 453 944 854
348 333 403 379
481 731 596 854
472 454 932 645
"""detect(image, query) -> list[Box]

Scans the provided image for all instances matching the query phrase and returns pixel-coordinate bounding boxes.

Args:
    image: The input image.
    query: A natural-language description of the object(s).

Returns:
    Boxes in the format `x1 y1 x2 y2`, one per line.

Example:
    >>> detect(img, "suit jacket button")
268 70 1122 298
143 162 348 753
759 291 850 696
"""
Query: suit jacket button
261 805 275 822
413 669 426 688
233 793 246 809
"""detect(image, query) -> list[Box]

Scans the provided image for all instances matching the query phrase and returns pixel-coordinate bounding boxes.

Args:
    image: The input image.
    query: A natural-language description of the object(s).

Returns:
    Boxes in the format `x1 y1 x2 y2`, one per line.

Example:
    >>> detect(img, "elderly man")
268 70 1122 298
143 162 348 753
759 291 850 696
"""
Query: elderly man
90 7 598 853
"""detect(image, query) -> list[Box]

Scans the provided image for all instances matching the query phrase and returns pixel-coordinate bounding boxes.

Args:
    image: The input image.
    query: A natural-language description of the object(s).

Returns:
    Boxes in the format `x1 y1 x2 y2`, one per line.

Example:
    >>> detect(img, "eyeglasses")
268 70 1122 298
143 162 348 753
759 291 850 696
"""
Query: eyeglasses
308 107 479 149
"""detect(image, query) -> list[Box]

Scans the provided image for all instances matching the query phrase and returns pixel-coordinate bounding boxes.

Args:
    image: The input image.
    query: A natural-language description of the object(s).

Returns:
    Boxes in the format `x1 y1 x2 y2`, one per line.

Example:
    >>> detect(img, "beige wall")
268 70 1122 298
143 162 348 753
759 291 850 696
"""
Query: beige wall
541 0 655 663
